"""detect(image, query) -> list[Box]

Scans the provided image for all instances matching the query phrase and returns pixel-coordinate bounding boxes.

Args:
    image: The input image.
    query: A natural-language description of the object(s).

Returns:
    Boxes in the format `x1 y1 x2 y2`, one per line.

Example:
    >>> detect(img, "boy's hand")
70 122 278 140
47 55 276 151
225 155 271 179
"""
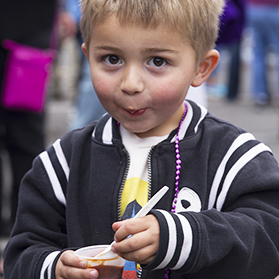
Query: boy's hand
55 250 99 279
112 214 160 265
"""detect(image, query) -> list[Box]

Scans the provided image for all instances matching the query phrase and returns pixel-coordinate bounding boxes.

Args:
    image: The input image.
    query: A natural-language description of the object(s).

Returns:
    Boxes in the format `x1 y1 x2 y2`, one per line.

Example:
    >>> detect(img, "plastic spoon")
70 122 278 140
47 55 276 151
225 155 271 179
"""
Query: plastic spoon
93 185 169 259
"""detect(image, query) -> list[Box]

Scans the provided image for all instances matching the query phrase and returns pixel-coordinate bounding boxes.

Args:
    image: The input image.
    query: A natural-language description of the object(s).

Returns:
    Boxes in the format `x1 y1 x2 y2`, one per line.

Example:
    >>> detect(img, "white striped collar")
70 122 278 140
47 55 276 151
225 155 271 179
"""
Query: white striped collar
170 101 208 143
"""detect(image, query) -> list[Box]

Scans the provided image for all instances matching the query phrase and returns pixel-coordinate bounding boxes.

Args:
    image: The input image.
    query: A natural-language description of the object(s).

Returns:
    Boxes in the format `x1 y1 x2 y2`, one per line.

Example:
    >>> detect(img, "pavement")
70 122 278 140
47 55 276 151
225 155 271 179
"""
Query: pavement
208 95 279 161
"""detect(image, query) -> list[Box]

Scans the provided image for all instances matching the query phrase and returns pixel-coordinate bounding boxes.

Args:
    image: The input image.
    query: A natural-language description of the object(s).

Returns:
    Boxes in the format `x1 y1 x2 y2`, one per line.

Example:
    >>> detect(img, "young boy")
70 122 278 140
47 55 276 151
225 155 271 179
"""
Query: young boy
4 0 279 278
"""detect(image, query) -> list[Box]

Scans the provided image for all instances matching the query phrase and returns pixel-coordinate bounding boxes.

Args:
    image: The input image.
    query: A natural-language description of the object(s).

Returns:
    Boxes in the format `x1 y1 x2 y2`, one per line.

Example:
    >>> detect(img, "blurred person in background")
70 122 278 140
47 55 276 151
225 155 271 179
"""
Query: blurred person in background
0 0 60 241
64 0 106 130
207 0 246 101
218 0 246 101
247 0 279 106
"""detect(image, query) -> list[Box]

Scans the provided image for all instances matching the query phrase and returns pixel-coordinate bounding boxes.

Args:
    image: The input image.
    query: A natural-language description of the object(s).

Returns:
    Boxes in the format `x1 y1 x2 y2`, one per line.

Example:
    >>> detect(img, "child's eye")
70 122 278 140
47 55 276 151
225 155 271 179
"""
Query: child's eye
104 55 121 65
148 57 167 67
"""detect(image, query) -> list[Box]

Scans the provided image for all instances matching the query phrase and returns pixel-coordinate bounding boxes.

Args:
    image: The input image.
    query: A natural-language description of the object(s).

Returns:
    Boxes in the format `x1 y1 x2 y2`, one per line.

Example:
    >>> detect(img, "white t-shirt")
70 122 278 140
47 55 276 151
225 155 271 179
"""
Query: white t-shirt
120 125 168 219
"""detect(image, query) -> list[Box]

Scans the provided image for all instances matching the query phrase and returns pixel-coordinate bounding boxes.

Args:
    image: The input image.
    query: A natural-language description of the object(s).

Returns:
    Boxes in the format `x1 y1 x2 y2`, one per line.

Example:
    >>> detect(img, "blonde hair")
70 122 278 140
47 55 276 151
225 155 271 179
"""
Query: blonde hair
80 0 225 64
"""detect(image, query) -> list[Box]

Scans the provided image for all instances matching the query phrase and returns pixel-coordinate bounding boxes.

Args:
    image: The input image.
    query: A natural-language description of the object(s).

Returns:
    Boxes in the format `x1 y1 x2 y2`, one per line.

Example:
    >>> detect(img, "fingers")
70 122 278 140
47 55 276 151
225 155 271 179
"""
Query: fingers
113 215 156 241
112 215 160 265
55 250 99 279
60 250 87 268
114 240 157 265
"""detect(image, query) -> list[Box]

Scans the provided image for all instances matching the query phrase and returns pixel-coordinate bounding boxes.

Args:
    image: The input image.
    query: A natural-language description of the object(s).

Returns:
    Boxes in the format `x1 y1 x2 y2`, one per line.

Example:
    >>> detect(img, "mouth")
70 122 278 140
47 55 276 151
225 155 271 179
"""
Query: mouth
125 108 146 116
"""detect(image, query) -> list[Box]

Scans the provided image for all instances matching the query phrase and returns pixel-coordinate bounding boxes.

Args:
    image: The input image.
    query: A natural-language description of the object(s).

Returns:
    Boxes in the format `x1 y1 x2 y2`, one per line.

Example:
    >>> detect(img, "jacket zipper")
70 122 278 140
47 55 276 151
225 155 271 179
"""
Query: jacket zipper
118 146 154 220
117 146 155 279
147 147 154 200
138 147 154 279
118 147 130 221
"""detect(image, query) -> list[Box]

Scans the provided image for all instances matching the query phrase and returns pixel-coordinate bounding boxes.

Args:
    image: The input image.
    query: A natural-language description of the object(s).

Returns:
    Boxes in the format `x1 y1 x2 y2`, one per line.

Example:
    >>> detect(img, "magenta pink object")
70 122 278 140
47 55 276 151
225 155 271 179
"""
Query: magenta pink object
2 39 56 112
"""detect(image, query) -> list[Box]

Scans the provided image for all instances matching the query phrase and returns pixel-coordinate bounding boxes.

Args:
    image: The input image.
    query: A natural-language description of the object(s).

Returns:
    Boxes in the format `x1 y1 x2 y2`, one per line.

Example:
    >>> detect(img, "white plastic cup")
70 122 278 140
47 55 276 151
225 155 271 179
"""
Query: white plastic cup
74 245 125 279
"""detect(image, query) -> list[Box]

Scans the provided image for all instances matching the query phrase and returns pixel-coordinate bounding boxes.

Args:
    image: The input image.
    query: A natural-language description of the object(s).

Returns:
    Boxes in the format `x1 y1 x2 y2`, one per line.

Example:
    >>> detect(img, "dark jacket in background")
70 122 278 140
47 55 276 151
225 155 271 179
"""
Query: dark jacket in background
217 0 246 45
0 0 57 89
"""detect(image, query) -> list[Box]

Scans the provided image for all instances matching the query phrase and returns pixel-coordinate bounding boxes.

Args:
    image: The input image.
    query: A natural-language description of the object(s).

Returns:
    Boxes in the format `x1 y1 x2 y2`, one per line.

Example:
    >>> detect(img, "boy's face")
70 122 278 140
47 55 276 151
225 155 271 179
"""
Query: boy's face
83 15 211 138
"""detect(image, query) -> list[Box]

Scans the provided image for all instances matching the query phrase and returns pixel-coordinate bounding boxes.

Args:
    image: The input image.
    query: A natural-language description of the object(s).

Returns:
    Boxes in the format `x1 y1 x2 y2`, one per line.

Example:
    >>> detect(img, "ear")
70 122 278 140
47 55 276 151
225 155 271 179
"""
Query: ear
191 49 220 87
81 43 89 59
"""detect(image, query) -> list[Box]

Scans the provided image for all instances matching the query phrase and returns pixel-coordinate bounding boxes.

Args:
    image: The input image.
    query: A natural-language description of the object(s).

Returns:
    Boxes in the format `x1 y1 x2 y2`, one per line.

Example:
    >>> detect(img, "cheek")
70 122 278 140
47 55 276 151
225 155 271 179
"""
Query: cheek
92 79 108 95
153 77 189 105
91 73 113 102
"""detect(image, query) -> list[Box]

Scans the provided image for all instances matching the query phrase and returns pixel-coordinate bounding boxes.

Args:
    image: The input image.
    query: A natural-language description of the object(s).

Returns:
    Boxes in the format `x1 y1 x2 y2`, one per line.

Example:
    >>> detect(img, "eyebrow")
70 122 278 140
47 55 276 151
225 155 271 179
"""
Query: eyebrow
94 45 119 51
94 45 179 54
144 47 179 54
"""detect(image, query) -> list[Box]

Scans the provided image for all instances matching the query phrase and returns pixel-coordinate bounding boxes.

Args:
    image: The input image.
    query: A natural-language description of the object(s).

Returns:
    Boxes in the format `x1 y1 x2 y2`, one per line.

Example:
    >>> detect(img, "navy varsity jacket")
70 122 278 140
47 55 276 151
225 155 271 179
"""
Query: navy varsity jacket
4 101 279 279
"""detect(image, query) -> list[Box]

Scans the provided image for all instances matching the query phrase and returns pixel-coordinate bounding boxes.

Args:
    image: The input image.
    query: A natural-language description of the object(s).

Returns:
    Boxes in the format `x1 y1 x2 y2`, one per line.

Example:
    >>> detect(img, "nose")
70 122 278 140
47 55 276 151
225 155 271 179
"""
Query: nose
120 65 144 95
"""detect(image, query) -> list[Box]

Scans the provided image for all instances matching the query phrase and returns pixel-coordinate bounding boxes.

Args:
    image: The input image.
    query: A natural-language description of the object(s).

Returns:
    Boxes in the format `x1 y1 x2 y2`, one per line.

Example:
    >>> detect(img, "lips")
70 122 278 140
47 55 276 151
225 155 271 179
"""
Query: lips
128 109 137 114
126 108 146 116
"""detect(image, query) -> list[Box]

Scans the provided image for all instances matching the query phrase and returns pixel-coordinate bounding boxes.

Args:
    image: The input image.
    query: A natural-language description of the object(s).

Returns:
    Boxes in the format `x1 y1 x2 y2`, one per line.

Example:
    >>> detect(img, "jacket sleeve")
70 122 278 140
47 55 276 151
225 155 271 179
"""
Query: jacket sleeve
3 123 97 279
3 143 68 279
146 151 279 278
